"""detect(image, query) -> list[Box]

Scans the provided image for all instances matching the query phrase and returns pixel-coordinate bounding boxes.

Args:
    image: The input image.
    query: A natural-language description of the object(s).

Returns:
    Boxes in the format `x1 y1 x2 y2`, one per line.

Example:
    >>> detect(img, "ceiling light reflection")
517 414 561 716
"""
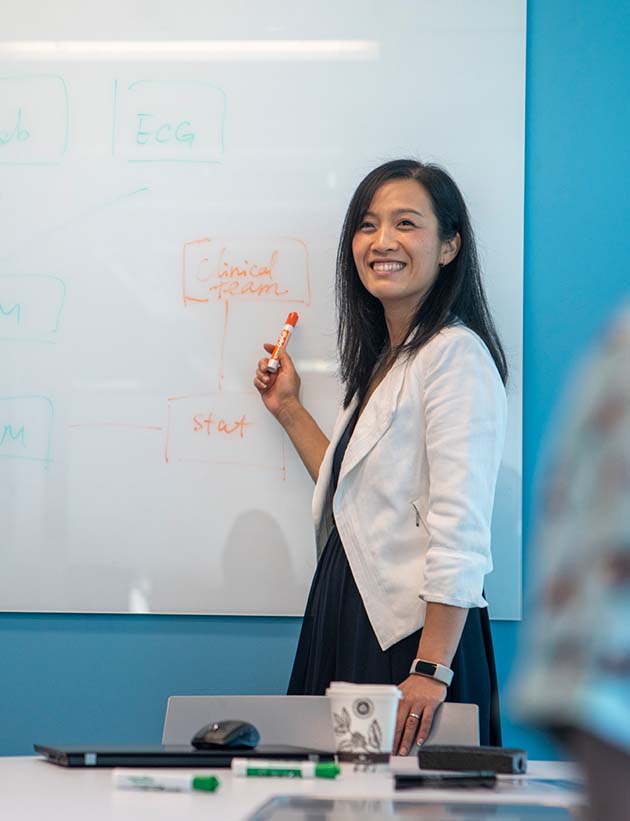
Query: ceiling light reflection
0 40 379 62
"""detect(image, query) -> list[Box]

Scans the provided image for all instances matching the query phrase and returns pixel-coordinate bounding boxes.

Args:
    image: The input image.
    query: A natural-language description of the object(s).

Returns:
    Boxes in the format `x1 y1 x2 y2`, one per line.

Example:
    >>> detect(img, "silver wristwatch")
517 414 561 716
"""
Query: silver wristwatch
409 658 454 686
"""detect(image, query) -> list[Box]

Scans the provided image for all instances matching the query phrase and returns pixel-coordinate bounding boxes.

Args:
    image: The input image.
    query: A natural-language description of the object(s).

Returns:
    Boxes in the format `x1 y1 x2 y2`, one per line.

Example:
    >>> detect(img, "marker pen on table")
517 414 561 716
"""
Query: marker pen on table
112 770 219 793
266 312 299 373
231 758 340 779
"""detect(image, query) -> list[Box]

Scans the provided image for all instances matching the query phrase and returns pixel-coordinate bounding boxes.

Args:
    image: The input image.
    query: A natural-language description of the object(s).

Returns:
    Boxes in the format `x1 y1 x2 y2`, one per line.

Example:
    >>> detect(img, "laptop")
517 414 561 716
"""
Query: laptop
34 743 334 768
36 697 478 767
162 695 479 750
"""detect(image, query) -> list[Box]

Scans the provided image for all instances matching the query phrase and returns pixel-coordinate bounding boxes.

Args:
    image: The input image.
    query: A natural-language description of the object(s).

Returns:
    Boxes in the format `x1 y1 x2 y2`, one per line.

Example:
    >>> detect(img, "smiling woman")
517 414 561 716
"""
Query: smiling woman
253 159 508 753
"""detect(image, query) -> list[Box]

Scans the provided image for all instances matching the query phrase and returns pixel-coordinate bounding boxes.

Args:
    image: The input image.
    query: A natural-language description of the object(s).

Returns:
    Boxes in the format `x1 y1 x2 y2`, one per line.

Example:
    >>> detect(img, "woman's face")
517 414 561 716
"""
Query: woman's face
351 178 459 321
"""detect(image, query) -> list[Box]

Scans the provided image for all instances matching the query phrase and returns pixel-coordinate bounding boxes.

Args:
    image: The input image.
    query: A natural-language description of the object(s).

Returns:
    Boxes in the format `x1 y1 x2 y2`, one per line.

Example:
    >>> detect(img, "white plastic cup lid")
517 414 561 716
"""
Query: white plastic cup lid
326 682 402 698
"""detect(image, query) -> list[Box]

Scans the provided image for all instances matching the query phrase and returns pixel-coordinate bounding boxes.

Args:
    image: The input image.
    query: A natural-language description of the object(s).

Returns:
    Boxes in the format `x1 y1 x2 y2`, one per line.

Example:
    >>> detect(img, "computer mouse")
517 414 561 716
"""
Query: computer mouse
191 719 261 750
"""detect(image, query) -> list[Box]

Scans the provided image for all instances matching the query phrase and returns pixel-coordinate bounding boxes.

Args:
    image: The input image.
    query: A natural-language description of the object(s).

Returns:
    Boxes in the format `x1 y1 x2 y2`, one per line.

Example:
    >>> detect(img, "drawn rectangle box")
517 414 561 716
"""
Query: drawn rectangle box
182 237 311 305
0 74 69 165
165 393 284 475
0 275 66 342
113 80 226 163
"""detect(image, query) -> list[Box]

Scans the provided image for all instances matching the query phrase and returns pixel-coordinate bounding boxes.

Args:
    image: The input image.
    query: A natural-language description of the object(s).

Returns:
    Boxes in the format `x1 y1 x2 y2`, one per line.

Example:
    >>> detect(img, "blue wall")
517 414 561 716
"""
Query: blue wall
1 1 628 757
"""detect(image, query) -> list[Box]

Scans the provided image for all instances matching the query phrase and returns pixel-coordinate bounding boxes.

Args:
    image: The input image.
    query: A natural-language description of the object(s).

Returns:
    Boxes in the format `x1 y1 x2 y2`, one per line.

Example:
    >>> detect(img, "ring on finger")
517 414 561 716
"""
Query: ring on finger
409 712 421 721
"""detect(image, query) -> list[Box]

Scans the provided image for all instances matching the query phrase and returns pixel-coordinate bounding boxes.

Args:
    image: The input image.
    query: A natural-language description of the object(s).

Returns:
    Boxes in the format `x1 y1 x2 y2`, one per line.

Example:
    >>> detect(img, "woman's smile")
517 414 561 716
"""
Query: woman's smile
370 260 407 274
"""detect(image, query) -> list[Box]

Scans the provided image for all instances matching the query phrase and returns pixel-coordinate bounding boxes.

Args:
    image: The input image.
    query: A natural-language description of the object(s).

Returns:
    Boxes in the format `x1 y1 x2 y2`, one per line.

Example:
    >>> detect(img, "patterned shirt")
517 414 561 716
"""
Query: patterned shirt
511 305 630 752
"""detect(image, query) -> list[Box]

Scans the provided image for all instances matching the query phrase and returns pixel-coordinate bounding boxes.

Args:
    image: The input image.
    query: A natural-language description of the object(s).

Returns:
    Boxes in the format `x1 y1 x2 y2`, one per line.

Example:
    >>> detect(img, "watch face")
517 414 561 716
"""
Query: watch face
414 661 438 676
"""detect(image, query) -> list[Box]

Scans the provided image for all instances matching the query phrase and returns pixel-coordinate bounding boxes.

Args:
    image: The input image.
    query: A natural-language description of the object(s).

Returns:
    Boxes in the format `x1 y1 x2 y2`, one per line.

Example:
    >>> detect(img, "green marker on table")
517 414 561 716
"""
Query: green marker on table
231 758 340 779
113 770 219 792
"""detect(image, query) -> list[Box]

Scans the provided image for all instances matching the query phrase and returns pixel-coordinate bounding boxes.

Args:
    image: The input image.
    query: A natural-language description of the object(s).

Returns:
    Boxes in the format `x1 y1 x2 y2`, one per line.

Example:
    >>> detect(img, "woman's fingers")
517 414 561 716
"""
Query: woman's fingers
266 343 296 374
396 702 438 755
253 343 301 407
394 675 447 755
416 703 437 748
393 709 405 754
254 355 274 391
254 375 274 393
397 708 423 757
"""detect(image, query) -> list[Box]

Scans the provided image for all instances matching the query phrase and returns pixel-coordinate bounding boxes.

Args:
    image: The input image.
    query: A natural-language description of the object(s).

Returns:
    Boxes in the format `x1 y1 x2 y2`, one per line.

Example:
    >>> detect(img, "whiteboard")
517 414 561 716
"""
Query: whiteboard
0 1 525 617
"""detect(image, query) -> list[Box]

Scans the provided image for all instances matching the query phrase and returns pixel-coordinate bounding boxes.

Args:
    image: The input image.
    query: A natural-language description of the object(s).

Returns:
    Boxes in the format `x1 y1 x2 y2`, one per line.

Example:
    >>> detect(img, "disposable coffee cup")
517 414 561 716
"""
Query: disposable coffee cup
325 682 402 769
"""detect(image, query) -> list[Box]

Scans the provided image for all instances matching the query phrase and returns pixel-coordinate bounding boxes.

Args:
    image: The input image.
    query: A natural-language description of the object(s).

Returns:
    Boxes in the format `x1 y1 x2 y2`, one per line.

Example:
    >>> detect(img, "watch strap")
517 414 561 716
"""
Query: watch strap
409 658 454 686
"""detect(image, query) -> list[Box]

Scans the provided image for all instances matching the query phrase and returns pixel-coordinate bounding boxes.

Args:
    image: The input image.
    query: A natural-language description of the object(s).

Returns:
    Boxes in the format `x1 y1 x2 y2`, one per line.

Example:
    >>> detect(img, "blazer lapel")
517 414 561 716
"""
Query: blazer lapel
338 356 409 482
311 395 359 528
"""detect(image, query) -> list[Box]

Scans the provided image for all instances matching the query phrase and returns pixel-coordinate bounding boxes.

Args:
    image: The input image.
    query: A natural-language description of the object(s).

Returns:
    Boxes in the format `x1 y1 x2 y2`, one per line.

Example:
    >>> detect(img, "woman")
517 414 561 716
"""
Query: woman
254 159 508 753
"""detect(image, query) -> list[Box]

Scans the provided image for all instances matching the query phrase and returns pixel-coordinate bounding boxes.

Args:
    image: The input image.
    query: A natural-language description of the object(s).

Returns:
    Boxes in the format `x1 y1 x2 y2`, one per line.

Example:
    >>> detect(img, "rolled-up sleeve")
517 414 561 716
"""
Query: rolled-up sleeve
418 331 507 608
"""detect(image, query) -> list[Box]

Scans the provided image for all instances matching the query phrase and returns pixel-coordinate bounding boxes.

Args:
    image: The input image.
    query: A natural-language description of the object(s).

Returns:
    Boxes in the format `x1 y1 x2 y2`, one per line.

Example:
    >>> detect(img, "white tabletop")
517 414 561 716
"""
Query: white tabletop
0 757 584 820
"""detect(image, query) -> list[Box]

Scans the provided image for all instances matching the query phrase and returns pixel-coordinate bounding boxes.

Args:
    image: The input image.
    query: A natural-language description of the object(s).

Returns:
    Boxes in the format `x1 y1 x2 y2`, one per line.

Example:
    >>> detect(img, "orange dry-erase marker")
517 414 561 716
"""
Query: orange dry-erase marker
267 312 299 373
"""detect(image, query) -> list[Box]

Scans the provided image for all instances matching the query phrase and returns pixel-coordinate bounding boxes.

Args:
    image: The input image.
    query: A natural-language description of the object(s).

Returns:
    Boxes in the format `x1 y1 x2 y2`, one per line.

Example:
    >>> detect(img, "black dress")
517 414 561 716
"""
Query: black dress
288 408 502 746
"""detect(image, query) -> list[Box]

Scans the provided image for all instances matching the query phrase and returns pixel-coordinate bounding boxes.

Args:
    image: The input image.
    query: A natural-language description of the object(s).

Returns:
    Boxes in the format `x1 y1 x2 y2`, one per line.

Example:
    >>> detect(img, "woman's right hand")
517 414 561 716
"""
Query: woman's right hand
254 342 302 420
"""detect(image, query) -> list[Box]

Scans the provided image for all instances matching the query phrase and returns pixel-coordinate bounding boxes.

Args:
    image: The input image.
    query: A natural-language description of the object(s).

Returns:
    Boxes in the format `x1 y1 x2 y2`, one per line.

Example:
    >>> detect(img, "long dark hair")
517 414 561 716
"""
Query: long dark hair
336 159 508 407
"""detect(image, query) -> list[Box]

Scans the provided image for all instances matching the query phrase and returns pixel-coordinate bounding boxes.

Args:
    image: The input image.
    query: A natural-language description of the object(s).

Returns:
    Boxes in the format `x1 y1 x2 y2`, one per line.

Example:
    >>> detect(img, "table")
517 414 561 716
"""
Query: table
0 757 584 820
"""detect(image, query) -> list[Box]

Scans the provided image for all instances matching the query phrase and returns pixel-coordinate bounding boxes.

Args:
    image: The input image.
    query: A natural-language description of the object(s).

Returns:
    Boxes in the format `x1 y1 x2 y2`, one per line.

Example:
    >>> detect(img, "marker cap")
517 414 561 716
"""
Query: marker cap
191 776 220 792
314 762 341 778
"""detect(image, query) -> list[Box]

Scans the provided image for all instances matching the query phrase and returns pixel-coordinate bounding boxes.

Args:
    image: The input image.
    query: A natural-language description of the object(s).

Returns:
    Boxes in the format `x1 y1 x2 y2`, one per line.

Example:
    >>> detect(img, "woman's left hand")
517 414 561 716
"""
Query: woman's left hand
394 674 447 755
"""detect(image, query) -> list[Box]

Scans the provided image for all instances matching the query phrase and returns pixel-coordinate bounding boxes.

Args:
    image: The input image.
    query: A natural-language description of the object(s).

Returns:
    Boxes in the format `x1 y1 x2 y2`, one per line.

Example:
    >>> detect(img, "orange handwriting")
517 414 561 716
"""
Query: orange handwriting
195 248 289 300
192 413 251 438
208 279 289 299
218 249 278 280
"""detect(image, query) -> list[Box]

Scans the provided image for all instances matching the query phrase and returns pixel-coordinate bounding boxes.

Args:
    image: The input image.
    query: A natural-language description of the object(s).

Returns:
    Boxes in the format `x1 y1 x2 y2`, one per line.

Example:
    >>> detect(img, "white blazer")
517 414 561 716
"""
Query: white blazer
312 325 507 651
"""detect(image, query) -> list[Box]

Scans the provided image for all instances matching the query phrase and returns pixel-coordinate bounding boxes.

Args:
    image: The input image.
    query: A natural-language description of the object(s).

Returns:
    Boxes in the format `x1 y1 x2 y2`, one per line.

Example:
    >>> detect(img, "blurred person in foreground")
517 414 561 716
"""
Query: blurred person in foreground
511 304 630 820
